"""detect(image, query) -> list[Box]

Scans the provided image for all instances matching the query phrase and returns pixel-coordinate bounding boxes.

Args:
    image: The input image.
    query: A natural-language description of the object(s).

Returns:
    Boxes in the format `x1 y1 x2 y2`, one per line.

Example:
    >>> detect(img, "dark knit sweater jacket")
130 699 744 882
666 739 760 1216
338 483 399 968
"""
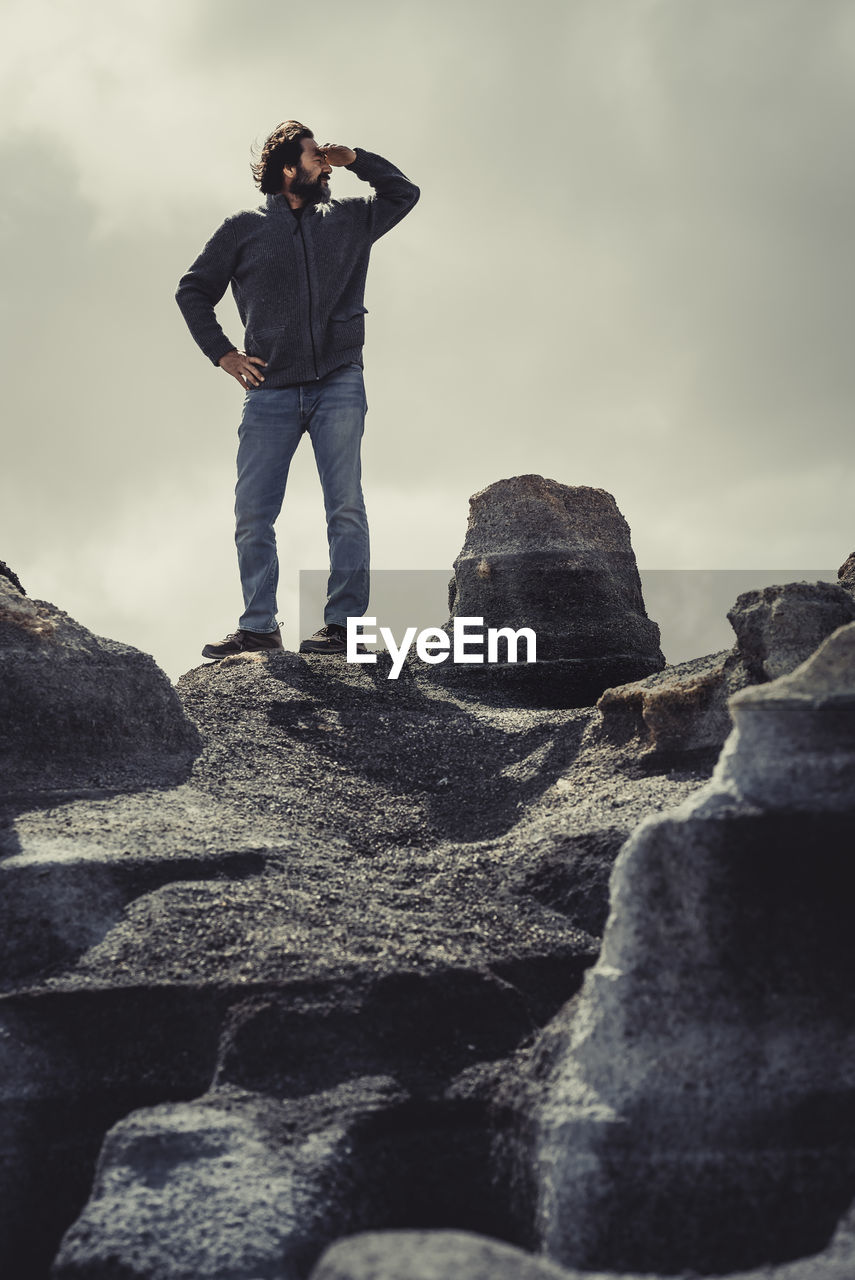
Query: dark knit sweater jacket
175 149 419 387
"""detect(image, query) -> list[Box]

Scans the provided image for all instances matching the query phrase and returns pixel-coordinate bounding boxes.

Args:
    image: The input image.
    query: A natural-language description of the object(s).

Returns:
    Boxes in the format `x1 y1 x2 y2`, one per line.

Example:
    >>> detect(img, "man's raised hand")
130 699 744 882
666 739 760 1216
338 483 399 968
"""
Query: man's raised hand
218 350 267 389
319 143 356 167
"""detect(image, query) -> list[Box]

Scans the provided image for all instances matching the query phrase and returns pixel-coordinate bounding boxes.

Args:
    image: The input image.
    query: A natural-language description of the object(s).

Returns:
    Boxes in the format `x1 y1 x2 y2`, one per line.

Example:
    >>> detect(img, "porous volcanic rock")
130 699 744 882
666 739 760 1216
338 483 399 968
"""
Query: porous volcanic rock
838 551 855 595
428 476 664 705
309 1222 855 1280
53 1081 412 1280
0 570 201 796
596 578 855 758
7 547 855 1277
529 622 855 1275
309 1229 578 1280
0 559 25 594
595 648 748 758
2 645 711 1278
728 580 855 682
717 620 855 810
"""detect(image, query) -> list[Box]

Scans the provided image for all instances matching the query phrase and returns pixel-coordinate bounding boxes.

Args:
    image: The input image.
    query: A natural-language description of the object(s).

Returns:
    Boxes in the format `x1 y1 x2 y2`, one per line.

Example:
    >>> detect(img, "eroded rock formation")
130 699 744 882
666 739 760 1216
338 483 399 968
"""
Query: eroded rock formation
0 573 201 796
433 475 664 704
2 531 855 1280
597 579 855 758
839 550 855 595
2 626 706 1278
532 622 855 1274
729 581 855 683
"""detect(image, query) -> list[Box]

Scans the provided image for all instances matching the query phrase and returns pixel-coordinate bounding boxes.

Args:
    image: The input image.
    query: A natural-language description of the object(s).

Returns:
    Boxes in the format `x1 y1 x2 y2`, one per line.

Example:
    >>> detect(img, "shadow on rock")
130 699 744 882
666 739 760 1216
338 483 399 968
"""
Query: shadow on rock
179 651 590 853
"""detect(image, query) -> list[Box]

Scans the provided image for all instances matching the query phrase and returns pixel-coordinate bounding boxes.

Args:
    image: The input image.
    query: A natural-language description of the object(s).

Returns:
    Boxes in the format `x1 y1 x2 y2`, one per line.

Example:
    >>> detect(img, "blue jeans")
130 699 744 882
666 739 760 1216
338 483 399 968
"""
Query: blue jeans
234 362 369 633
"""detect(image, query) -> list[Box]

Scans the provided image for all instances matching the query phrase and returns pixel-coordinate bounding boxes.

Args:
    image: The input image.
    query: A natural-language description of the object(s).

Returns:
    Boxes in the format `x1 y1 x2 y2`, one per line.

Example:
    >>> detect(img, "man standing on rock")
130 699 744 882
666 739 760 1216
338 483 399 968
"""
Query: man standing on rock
176 121 419 658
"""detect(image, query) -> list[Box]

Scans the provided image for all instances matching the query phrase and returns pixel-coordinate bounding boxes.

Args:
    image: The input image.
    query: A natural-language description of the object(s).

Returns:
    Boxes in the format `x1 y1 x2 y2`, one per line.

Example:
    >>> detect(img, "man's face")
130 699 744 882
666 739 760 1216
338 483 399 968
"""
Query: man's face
286 137 332 204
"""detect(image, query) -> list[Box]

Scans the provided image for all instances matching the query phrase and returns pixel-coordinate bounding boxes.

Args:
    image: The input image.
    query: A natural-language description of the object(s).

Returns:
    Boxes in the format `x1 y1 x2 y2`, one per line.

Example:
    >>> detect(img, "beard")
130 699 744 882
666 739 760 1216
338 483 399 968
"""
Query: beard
289 163 330 206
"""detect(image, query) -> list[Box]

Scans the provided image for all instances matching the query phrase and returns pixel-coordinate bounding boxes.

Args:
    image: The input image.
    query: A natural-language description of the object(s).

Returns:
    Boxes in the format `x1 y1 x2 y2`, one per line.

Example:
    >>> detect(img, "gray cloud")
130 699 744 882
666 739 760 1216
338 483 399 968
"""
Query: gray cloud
3 0 853 678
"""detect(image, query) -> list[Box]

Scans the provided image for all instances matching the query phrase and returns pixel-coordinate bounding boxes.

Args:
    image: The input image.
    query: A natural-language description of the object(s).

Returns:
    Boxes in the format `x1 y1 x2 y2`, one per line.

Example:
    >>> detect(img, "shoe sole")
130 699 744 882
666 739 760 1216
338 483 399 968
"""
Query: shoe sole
202 646 283 660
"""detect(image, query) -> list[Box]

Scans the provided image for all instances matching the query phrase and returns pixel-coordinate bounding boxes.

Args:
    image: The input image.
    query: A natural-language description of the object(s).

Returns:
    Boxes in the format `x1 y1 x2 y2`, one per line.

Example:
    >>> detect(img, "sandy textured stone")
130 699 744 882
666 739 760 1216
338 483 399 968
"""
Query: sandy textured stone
2 645 709 1277
309 1225 855 1280
595 649 747 757
0 571 201 796
0 559 25 594
838 551 855 594
53 1083 404 1280
309 1229 578 1280
429 475 664 705
727 581 855 683
10 555 855 1279
596 578 855 760
716 621 855 810
531 624 855 1275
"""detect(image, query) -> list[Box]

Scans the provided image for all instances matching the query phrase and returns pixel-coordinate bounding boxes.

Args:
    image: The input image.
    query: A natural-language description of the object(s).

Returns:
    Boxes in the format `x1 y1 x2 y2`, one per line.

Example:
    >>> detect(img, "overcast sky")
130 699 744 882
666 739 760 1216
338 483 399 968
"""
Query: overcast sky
2 0 852 680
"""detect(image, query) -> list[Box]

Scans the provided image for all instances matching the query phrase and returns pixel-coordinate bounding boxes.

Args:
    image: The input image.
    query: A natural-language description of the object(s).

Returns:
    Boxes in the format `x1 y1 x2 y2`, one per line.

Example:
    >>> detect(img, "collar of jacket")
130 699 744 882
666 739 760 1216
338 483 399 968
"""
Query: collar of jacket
265 193 323 218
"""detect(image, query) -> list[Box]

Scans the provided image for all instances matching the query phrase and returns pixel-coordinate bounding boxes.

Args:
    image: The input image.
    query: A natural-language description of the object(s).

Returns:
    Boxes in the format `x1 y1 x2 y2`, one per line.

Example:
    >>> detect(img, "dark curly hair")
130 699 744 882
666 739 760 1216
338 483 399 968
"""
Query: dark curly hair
251 120 314 194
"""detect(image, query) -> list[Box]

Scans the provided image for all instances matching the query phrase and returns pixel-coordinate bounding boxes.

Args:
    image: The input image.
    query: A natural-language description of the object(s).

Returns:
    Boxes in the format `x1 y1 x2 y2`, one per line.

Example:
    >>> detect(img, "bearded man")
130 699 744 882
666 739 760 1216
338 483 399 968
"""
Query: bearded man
175 121 419 658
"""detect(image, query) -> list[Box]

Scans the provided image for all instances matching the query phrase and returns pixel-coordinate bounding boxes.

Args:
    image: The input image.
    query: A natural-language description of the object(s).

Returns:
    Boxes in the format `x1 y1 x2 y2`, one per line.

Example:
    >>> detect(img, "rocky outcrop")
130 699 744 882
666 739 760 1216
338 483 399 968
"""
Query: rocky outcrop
531 622 855 1274
0 559 25 594
716 617 855 810
0 640 706 1280
0 570 201 796
7 534 855 1278
596 648 748 757
1 640 709 1278
429 476 664 705
728 580 855 682
838 550 855 595
53 1082 411 1280
596 579 855 758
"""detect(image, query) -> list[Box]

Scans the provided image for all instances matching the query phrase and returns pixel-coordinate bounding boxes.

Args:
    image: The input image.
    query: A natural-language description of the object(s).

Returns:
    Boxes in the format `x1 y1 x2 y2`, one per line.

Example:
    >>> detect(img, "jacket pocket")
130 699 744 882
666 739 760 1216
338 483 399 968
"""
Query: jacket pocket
328 307 368 350
245 326 294 368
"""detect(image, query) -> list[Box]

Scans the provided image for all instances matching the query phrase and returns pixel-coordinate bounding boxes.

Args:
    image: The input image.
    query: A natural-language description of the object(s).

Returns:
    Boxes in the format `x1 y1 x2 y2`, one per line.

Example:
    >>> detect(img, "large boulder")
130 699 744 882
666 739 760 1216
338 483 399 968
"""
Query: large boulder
52 1083 405 1280
531 623 855 1274
426 476 663 705
0 568 201 795
596 579 855 758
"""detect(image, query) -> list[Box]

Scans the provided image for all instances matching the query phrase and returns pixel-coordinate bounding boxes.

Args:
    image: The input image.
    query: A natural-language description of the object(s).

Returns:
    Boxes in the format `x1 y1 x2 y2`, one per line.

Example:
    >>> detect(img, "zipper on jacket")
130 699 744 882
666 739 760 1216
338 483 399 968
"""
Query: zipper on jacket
298 220 320 380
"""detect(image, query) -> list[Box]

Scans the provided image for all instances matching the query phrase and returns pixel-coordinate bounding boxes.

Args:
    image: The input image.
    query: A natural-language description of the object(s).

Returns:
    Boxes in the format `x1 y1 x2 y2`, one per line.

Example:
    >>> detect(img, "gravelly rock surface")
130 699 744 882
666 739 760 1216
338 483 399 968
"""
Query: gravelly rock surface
0 573 201 797
2 647 711 1278
4 525 854 1280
